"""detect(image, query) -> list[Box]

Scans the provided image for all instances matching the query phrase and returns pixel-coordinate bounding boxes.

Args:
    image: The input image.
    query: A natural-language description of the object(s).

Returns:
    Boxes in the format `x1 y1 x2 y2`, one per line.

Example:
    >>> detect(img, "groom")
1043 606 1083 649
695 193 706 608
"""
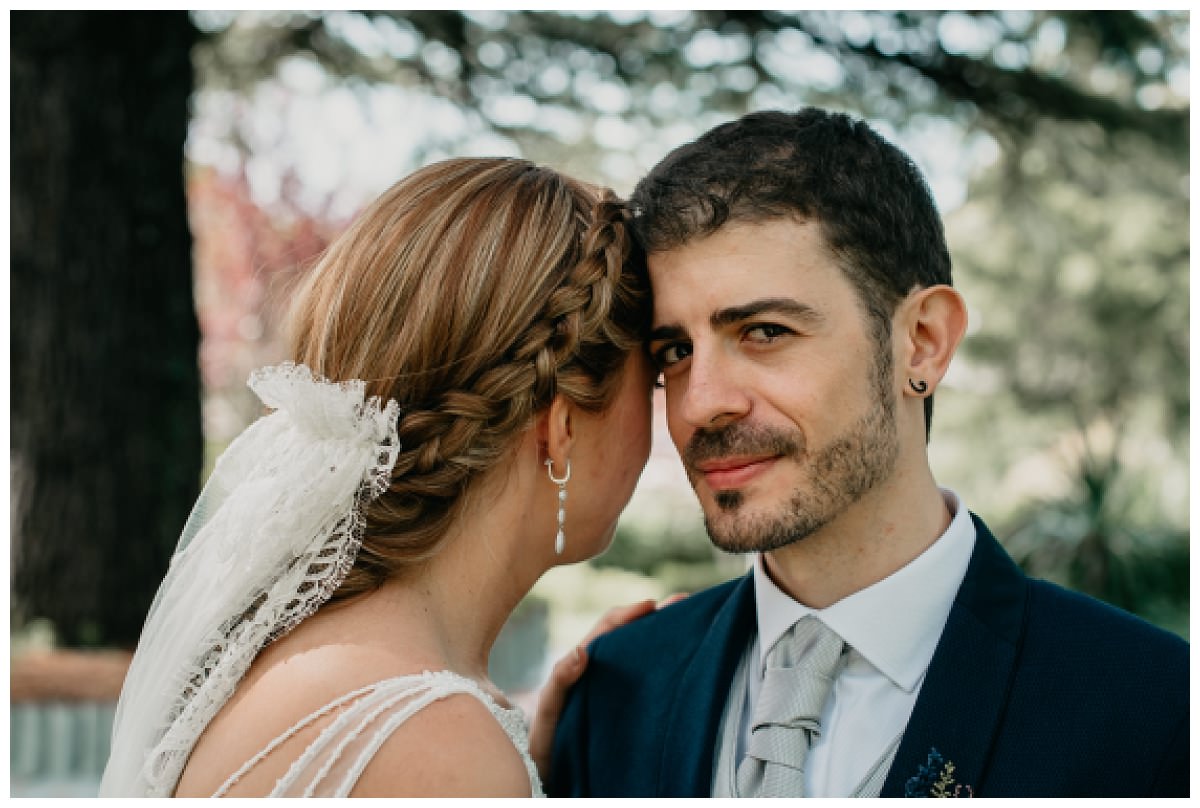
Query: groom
546 108 1188 797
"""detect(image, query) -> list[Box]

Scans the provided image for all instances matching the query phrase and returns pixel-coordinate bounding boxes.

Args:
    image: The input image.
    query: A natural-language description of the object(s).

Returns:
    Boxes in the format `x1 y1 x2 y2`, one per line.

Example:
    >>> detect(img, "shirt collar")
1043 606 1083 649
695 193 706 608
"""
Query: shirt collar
753 489 976 692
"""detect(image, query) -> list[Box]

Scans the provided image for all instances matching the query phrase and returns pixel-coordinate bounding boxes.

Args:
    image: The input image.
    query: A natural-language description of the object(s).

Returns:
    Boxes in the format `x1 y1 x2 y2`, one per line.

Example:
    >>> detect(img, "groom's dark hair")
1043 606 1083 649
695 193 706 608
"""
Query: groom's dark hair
629 107 952 437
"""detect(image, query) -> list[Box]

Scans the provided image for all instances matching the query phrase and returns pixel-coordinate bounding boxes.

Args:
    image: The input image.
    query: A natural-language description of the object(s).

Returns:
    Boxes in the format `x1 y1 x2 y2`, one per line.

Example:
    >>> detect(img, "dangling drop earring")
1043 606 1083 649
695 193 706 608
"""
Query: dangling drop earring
545 458 571 554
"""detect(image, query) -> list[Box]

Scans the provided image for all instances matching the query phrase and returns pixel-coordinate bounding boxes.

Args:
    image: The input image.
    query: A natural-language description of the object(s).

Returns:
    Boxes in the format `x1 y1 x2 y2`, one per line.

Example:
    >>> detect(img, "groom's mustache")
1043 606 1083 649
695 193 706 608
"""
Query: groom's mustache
683 422 803 469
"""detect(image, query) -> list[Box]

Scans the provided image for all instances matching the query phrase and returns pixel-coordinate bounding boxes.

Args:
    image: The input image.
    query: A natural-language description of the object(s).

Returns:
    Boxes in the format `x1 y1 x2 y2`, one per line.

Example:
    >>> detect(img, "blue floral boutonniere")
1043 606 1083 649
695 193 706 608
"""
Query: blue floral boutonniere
904 748 974 798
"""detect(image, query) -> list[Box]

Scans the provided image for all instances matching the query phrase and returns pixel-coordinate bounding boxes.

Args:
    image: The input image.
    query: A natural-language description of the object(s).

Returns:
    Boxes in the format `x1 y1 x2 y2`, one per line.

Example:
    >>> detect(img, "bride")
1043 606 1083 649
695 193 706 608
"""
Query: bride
100 157 655 797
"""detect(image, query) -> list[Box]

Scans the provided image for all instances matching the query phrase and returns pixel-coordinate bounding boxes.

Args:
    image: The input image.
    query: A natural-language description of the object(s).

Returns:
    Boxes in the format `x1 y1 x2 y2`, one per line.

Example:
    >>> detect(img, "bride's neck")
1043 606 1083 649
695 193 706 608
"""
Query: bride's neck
325 456 549 685
376 512 541 681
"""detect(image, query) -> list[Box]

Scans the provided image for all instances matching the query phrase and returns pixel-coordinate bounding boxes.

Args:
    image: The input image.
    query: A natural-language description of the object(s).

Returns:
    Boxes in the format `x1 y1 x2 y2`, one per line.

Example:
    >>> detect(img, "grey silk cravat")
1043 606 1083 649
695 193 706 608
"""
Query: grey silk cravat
736 617 845 797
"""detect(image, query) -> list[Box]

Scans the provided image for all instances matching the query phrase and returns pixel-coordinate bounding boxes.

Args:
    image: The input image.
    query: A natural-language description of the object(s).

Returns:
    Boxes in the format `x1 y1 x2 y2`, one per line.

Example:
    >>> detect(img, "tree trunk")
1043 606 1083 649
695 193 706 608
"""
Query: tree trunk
11 11 201 648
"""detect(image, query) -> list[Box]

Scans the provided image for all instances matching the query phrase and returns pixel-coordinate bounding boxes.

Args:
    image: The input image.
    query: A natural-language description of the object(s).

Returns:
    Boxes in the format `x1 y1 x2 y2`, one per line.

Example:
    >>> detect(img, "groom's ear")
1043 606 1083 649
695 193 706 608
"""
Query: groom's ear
897 284 967 395
536 394 576 468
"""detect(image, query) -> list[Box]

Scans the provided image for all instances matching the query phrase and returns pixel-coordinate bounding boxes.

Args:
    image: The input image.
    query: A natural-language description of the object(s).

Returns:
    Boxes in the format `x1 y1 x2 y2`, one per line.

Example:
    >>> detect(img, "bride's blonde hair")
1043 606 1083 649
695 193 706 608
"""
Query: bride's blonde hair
287 158 649 600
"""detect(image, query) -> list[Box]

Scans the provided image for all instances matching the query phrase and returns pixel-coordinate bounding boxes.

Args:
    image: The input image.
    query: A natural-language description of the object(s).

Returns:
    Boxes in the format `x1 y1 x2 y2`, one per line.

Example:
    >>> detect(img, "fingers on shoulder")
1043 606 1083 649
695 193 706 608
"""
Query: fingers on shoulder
546 645 586 689
350 691 532 797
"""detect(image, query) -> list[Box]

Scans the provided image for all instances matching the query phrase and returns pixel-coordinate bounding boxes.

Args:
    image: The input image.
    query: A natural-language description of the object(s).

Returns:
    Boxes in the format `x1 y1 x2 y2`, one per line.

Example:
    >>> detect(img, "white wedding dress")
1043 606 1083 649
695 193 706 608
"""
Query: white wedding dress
211 669 544 797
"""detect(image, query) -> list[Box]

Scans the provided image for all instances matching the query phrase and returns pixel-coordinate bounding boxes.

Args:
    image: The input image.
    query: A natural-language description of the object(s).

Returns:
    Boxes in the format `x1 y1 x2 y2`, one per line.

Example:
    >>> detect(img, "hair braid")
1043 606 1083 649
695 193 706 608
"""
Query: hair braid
292 161 648 600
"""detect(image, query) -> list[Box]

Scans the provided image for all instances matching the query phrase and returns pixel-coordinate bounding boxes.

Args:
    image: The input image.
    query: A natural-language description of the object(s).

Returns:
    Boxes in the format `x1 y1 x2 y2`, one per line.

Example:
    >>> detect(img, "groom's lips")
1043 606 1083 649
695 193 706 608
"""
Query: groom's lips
693 455 778 490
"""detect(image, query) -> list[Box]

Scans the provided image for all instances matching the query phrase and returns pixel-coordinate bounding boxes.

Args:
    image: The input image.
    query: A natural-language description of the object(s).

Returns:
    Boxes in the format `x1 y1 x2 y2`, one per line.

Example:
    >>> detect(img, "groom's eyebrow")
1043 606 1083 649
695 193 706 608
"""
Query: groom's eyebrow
647 323 686 344
711 297 824 329
648 298 824 345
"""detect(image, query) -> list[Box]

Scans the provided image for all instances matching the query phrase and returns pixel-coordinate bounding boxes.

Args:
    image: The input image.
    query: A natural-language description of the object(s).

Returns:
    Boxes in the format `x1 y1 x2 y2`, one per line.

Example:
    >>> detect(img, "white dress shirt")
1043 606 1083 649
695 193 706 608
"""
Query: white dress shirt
734 489 976 797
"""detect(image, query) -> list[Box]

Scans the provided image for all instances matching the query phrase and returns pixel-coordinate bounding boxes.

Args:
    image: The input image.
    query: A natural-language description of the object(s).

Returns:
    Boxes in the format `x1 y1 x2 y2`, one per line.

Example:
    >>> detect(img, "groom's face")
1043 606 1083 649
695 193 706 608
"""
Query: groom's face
647 217 901 553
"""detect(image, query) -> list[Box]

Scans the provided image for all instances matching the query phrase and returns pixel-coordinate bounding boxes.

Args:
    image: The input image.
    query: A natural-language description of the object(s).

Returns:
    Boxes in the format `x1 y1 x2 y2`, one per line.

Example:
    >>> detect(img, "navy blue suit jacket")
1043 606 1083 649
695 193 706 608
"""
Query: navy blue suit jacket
549 515 1188 797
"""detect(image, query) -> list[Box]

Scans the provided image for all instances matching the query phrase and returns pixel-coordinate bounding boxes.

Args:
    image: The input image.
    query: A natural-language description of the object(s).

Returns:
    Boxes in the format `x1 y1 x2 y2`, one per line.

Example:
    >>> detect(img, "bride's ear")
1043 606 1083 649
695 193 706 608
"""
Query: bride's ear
536 394 576 473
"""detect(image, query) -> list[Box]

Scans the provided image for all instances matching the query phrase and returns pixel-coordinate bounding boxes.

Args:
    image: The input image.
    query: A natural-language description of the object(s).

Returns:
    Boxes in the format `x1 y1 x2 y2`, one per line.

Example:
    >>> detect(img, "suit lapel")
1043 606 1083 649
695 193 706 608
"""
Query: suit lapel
657 573 756 796
880 515 1028 797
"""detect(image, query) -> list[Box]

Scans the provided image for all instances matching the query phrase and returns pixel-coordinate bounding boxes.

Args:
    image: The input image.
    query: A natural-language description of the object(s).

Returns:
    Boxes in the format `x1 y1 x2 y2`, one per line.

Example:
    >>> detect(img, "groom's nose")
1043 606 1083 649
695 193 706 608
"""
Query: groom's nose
674 344 752 432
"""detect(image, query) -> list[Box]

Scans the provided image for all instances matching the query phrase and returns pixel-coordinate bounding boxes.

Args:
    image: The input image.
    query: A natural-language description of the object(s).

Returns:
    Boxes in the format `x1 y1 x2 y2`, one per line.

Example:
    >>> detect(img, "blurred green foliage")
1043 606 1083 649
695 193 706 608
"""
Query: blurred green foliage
40 11 1159 646
593 520 745 596
182 10 1187 636
1004 457 1189 639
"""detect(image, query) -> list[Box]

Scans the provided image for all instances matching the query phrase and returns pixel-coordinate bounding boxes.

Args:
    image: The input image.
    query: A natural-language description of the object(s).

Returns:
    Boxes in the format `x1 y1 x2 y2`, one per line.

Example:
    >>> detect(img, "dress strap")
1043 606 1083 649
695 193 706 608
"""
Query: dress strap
211 679 398 797
212 670 543 798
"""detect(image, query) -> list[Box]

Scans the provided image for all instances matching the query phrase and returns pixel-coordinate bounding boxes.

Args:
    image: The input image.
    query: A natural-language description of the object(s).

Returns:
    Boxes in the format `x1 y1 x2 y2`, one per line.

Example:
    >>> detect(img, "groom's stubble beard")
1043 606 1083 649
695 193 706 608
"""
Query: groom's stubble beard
682 346 900 554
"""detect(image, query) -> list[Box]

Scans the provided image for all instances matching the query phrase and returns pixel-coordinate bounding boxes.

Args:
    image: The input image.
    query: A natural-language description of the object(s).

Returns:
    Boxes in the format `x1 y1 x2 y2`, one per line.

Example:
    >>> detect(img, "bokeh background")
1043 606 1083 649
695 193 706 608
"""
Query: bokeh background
10 10 1189 796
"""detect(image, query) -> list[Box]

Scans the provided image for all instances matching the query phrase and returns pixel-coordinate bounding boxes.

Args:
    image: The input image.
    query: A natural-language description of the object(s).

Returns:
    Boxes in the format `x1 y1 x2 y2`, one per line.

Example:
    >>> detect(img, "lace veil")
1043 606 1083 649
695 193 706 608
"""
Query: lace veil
99 363 401 796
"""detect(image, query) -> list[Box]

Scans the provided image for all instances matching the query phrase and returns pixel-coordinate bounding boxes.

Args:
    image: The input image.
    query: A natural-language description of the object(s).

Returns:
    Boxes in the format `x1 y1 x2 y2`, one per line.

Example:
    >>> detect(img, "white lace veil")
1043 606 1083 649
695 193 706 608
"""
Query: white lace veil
99 363 400 796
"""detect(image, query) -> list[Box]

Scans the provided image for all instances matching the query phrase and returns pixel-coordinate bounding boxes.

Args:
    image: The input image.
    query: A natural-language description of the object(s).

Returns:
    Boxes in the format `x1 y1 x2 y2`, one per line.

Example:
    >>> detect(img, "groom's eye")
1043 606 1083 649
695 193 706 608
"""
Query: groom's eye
653 342 692 369
744 323 793 343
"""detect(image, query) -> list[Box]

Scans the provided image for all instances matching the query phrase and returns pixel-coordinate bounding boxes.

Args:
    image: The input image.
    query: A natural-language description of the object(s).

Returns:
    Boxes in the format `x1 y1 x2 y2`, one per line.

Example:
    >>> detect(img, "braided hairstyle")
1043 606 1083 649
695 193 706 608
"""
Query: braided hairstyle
287 158 649 601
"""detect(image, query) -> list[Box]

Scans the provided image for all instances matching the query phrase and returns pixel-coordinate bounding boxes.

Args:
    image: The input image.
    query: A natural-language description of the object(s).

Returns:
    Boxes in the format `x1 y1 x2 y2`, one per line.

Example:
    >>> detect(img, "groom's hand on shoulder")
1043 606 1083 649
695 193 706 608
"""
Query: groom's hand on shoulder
530 593 688 779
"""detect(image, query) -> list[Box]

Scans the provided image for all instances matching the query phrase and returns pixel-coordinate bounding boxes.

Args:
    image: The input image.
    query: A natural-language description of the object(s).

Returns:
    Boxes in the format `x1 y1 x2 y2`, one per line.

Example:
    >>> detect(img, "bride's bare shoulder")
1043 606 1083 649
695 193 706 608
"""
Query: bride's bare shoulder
179 646 530 797
349 689 532 797
175 642 433 796
251 650 532 796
